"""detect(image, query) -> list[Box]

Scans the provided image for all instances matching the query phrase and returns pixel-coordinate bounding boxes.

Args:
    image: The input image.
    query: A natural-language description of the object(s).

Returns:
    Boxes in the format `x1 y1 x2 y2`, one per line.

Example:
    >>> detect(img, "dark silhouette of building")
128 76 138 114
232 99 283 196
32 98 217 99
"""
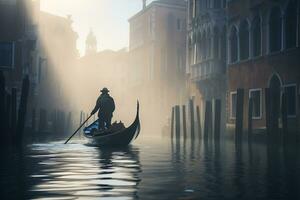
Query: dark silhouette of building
0 0 40 108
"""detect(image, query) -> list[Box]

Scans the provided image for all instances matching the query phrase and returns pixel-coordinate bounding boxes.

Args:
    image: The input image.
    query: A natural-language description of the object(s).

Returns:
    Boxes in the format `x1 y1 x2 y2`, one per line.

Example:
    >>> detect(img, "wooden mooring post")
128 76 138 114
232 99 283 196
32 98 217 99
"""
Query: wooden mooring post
61 111 66 133
39 109 47 132
265 88 270 133
214 99 221 141
281 93 288 141
171 107 175 139
11 88 17 138
182 105 187 139
235 88 244 144
204 100 212 141
196 105 202 139
175 105 180 140
248 97 253 140
189 99 195 140
31 109 36 132
66 111 72 133
79 111 83 135
16 75 30 147
5 93 12 136
0 72 5 136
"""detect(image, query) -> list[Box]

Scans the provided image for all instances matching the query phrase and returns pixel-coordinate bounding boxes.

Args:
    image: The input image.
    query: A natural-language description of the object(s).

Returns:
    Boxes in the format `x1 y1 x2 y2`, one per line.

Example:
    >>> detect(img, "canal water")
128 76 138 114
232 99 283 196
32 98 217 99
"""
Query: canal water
1 137 300 200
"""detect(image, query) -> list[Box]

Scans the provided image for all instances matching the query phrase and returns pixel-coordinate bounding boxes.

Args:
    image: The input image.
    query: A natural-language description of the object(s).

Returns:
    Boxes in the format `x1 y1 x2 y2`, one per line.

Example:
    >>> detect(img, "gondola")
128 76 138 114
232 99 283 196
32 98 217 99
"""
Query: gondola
83 102 140 147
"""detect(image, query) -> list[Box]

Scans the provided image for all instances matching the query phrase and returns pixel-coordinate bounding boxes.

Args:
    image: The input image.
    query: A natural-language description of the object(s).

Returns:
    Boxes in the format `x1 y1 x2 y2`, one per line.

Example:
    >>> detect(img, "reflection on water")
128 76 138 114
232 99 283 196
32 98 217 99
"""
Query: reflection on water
0 138 300 199
27 143 141 199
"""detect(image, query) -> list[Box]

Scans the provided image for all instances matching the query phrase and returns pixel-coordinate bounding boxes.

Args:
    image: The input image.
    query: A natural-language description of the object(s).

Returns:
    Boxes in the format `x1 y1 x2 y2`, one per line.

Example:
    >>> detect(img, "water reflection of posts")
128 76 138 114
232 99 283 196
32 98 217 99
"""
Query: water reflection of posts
235 88 244 144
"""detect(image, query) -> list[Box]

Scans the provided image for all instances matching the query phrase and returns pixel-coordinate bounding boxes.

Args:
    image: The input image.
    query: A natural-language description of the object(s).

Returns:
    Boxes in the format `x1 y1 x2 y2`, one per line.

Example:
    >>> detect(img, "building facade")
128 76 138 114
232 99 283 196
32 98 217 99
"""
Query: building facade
0 0 40 110
227 0 300 134
187 0 227 132
128 0 187 132
37 11 79 111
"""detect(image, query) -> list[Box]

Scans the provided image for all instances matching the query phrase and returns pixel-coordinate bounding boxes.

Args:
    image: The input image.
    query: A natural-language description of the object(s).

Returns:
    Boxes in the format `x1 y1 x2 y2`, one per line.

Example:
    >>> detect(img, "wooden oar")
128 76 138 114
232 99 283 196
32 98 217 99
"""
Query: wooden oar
64 114 93 144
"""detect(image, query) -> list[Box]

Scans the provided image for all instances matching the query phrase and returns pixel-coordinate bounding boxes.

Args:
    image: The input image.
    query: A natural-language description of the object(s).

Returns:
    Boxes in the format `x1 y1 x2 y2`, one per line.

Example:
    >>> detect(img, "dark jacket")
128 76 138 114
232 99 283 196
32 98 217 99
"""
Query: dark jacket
91 93 115 117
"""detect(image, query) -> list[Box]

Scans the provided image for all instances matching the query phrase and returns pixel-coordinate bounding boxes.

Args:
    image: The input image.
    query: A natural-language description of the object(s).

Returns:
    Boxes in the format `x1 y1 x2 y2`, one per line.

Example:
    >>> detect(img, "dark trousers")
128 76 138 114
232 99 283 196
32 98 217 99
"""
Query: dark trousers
98 115 112 130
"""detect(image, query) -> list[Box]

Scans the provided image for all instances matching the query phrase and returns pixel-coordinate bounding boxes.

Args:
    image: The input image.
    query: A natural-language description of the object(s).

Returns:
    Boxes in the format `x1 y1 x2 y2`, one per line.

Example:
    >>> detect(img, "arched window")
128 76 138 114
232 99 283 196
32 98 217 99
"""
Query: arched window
202 30 207 59
269 7 282 53
285 0 297 49
213 27 219 59
197 31 202 63
252 16 261 57
220 26 227 67
229 26 238 63
207 29 212 59
239 20 250 60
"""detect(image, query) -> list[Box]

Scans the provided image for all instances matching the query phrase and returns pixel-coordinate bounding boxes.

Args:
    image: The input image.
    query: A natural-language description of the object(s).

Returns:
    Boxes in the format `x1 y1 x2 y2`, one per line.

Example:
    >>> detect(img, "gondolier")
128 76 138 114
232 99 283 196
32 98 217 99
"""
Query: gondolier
91 87 115 130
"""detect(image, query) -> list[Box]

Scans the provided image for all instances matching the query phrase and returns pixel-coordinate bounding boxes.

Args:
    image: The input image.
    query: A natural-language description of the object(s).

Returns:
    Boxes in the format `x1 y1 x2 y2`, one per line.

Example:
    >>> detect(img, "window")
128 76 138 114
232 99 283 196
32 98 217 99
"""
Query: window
269 7 282 53
249 89 262 119
197 32 202 63
202 30 207 60
0 42 14 68
285 0 297 49
229 26 238 63
239 20 250 60
230 91 237 119
213 27 219 59
284 84 297 117
207 36 212 59
220 27 226 65
252 16 262 57
207 29 211 59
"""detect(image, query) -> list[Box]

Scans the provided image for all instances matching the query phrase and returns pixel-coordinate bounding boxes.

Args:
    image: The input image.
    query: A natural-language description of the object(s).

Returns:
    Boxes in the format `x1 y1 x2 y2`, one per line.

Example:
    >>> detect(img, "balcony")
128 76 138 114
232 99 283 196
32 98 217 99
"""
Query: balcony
190 59 225 82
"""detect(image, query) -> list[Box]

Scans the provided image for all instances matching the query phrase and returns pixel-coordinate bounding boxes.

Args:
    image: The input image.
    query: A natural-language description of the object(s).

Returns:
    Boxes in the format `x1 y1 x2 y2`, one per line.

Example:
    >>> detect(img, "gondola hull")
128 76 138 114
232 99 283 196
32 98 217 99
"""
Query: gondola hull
83 102 140 147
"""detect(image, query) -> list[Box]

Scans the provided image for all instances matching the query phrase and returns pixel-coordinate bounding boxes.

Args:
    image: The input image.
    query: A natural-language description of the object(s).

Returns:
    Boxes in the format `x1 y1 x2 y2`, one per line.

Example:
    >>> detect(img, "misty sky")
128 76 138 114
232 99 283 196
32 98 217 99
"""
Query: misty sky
40 0 153 56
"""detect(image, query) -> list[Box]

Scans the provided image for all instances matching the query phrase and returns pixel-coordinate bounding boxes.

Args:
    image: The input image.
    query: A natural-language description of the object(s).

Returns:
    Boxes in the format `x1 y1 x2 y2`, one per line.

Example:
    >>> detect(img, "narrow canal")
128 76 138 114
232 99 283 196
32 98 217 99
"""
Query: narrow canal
1 137 300 199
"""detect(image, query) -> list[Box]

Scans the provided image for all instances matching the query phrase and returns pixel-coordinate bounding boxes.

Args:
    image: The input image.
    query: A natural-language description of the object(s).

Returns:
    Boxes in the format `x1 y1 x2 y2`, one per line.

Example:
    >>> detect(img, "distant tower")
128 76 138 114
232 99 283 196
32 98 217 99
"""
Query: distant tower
142 0 146 9
85 29 97 55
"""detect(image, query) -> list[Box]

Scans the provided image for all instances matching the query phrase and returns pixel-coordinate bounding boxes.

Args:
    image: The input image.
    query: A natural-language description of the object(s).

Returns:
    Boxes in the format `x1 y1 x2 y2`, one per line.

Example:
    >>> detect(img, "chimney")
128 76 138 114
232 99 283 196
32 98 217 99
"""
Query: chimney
143 0 146 9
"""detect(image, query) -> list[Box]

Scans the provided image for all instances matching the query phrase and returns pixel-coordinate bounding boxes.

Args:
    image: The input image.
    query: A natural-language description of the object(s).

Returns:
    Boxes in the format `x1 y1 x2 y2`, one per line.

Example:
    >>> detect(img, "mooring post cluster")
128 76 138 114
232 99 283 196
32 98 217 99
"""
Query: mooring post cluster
0 73 30 148
170 98 222 144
